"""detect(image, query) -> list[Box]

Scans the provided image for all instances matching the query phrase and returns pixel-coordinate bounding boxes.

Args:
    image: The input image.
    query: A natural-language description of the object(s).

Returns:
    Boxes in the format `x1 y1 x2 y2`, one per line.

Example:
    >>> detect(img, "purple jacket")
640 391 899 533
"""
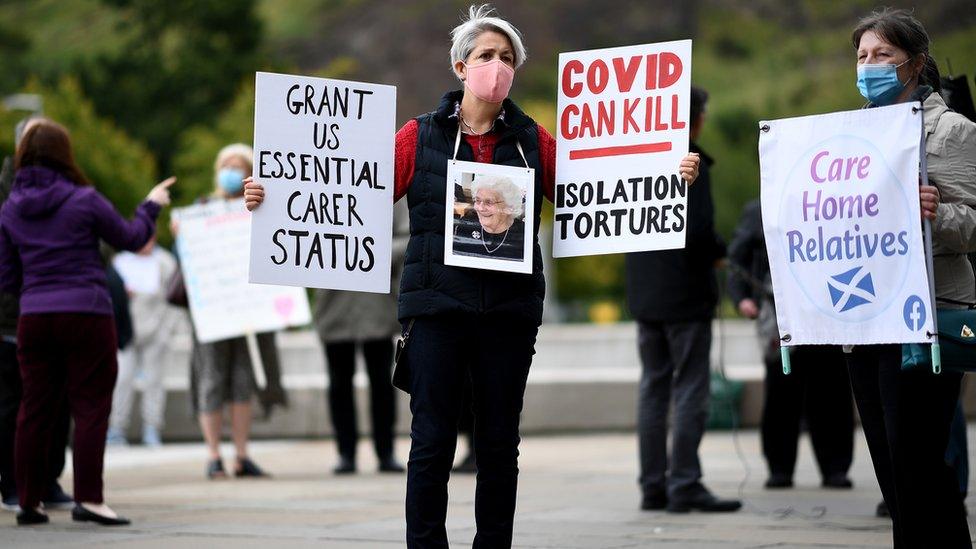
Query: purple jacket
0 166 160 316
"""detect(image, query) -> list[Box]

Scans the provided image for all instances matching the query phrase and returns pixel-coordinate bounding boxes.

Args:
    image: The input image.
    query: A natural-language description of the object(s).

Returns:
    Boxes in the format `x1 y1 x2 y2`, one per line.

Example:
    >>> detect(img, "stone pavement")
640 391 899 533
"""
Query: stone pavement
3 428 974 548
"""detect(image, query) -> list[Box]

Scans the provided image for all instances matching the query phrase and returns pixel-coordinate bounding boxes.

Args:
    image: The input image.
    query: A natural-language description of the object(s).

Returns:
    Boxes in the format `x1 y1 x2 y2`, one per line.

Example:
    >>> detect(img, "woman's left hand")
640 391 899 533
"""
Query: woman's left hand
680 153 701 186
920 184 940 221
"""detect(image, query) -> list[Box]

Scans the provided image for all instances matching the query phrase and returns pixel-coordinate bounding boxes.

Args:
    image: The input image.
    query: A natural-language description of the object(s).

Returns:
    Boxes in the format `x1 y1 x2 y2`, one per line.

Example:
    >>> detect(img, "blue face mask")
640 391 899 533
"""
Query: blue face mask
856 59 911 106
217 168 245 194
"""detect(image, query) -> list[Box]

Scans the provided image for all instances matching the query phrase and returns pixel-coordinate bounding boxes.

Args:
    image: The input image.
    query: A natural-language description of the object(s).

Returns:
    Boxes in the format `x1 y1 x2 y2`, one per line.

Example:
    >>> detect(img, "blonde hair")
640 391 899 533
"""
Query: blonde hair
213 143 253 195
450 4 527 75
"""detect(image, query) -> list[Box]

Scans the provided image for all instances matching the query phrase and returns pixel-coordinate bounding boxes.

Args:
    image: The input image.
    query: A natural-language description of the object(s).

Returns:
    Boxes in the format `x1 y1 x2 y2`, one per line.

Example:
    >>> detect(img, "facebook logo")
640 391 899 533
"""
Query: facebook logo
903 295 926 332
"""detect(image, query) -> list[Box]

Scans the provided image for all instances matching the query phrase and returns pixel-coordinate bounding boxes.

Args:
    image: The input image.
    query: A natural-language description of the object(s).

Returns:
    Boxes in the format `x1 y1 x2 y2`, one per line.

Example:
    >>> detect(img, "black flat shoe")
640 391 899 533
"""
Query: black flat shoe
234 457 270 478
206 459 227 480
16 507 48 526
333 455 356 475
378 456 405 473
71 505 130 526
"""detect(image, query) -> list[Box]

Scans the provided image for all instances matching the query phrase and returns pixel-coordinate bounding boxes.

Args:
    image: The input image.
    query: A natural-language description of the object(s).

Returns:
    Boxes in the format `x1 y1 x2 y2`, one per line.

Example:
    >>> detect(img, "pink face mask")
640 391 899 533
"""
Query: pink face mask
463 59 515 104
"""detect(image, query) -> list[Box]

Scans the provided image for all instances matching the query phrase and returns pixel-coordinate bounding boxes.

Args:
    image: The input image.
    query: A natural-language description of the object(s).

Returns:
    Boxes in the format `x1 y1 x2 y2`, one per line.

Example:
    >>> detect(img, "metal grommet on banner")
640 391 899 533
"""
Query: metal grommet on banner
912 106 921 114
760 124 771 133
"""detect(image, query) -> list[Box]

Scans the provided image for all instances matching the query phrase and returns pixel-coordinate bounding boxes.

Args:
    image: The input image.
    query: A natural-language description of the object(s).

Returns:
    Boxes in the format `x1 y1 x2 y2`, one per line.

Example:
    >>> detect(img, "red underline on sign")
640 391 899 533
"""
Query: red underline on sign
568 141 673 160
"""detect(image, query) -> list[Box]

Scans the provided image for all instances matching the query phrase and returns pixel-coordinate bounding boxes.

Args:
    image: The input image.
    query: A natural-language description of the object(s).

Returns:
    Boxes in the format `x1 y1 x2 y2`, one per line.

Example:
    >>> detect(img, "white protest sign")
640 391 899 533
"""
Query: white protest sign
553 40 692 258
250 71 396 293
174 199 312 344
759 102 933 346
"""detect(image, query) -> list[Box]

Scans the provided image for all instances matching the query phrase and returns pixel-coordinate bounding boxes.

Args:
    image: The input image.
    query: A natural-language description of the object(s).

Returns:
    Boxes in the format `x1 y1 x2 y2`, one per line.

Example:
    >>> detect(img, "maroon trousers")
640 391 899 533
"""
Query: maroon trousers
15 313 117 509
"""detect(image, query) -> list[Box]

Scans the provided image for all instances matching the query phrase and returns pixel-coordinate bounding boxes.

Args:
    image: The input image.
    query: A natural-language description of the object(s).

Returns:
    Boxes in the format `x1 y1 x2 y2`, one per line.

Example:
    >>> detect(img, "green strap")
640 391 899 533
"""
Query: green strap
931 343 942 375
781 346 791 375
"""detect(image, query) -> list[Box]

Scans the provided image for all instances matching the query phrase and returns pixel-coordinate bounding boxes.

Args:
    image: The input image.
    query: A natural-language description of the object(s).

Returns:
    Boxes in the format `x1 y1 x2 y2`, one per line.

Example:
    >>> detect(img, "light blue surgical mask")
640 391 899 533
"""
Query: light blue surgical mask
856 59 911 106
217 168 245 194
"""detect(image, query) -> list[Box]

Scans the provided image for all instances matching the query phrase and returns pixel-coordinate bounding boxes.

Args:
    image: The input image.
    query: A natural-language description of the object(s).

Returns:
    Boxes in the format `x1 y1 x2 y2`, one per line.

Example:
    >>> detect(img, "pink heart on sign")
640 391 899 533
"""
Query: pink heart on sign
274 296 295 321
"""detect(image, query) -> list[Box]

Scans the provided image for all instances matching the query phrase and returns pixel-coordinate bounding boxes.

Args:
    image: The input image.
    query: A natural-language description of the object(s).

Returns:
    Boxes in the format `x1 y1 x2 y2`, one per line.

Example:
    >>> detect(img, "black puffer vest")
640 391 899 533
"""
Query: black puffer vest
397 91 546 326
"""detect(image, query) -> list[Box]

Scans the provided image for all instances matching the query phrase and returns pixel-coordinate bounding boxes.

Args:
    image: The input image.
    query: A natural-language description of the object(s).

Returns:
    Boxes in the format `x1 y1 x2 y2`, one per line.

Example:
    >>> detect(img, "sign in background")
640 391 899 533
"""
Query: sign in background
553 40 692 258
759 102 933 346
175 199 311 344
250 71 396 293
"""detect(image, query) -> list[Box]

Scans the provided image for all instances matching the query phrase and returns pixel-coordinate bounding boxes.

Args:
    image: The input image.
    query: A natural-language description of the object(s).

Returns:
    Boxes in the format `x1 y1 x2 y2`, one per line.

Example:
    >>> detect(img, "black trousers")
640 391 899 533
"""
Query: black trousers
846 345 970 548
0 340 69 501
323 339 396 460
636 320 712 500
761 345 854 480
404 314 537 549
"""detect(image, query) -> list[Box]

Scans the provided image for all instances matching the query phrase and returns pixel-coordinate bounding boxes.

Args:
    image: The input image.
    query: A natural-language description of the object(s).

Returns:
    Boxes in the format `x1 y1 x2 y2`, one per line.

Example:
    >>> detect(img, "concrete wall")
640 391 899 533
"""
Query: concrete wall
126 319 970 442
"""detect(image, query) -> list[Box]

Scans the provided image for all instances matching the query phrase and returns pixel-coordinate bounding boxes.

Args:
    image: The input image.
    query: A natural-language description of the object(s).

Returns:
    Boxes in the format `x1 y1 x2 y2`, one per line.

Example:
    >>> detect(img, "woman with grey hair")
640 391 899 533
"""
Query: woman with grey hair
244 4 700 546
454 174 526 261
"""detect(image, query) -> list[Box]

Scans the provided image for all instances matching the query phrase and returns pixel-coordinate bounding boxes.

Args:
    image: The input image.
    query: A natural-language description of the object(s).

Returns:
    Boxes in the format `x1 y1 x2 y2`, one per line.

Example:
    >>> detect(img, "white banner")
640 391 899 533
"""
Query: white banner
174 199 311 344
249 71 396 293
553 40 691 258
759 102 933 346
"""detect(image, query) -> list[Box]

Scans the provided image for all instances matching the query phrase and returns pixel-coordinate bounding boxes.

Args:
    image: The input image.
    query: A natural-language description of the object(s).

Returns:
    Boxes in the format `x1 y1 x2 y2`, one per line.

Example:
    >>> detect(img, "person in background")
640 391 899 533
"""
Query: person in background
625 86 739 514
184 143 283 480
844 8 976 546
107 235 181 447
314 202 408 475
0 119 174 526
728 199 855 490
0 117 73 513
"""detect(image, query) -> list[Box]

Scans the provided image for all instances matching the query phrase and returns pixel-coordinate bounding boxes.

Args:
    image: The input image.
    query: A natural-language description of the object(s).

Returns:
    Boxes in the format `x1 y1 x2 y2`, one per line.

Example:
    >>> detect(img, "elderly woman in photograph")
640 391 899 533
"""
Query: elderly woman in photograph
244 4 700 547
454 174 525 261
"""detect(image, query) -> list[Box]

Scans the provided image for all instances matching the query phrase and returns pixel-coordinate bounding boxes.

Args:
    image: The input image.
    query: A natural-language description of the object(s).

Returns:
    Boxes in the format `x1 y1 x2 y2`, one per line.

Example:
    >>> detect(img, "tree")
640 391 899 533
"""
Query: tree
77 0 262 171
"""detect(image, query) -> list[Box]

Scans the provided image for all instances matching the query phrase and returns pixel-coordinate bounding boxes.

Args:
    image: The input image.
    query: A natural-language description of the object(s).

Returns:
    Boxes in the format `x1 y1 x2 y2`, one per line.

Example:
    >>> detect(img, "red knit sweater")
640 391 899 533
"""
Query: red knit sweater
393 119 557 203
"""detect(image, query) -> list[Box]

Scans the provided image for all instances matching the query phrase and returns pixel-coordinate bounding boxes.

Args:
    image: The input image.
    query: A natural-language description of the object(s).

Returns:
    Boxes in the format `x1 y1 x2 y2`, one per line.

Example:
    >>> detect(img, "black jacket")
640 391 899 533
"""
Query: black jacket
0 157 18 339
625 143 726 323
727 199 771 306
398 91 545 326
453 214 526 262
105 263 133 350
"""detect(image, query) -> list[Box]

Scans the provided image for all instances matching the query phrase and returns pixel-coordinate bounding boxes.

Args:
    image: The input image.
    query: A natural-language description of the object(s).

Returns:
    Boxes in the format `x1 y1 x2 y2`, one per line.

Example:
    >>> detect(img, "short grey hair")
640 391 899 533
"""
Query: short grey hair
471 174 524 218
450 4 527 76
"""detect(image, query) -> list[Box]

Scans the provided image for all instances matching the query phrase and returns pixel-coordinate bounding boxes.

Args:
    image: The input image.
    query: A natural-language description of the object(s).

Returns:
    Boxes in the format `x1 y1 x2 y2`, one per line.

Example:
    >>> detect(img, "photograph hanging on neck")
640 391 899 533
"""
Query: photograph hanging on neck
443 160 535 274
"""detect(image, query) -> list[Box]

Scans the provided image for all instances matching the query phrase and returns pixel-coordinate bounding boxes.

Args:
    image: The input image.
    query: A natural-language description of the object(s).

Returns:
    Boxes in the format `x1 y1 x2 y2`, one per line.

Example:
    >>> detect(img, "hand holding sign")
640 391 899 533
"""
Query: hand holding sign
919 184 940 220
679 153 700 186
243 176 264 211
